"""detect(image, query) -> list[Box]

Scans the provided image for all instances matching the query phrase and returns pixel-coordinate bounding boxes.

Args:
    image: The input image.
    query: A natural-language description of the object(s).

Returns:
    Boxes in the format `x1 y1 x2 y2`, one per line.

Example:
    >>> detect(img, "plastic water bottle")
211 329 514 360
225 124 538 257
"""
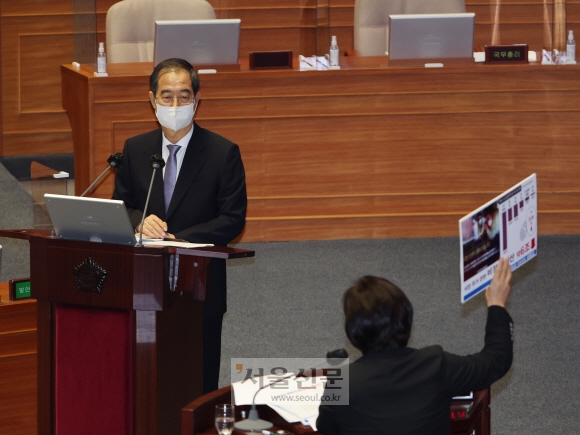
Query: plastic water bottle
566 30 576 64
97 42 107 73
329 35 339 67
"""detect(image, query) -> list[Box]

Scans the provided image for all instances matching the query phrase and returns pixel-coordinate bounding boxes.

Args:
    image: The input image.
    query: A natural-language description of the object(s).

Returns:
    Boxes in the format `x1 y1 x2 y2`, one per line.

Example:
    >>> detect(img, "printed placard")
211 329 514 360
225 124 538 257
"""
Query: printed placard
459 174 537 303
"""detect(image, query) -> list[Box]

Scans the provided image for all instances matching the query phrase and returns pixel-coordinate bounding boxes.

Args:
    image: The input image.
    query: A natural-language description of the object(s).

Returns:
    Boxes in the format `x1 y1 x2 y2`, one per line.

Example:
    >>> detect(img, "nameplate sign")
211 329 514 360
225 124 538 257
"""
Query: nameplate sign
9 278 32 301
485 44 528 64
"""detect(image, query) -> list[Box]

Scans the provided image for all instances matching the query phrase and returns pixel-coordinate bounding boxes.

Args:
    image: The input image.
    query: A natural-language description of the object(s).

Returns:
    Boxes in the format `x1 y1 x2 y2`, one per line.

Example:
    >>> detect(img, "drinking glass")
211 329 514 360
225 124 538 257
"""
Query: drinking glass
215 404 235 435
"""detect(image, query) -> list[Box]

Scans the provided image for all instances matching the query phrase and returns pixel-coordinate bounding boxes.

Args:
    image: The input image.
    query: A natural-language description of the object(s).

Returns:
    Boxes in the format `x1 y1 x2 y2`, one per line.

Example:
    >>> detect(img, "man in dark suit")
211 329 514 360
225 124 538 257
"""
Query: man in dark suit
317 258 514 435
113 58 247 393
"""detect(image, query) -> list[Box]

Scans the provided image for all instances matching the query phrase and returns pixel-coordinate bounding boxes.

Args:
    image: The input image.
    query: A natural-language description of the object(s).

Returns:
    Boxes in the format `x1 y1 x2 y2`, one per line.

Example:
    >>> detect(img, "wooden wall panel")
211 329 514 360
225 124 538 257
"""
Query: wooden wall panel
0 354 37 435
62 62 580 241
19 35 73 114
4 1 577 157
217 5 314 26
0 1 75 157
62 0 580 66
200 113 580 196
4 0 580 241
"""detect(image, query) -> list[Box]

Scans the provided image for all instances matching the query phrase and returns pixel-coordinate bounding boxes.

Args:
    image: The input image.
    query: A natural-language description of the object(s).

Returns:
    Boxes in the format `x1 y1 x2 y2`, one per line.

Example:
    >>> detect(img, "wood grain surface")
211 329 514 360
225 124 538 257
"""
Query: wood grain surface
62 60 580 241
2 1 580 243
2 0 578 156
0 283 37 435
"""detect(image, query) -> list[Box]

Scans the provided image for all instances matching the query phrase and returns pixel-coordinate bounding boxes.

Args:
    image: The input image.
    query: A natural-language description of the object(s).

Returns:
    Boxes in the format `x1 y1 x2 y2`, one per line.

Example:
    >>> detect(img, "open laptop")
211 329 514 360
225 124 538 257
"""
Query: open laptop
388 13 475 61
44 194 136 246
153 19 241 66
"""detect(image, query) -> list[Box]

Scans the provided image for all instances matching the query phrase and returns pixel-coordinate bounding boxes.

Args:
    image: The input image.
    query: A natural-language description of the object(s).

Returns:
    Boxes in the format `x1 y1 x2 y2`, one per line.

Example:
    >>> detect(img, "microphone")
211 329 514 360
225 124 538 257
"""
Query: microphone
80 153 124 197
233 348 349 431
136 155 165 246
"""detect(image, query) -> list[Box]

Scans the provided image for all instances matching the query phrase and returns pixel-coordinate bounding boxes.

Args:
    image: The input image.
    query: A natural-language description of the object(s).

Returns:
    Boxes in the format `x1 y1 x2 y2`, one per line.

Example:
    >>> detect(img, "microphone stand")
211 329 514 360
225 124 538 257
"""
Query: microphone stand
136 155 165 247
234 349 348 431
80 153 124 197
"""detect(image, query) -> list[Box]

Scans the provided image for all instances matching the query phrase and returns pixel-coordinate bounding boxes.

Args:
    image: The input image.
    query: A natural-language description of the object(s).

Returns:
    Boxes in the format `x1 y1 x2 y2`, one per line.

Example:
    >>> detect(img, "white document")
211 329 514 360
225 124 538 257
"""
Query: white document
232 374 283 405
299 55 335 71
232 375 326 428
266 381 325 429
142 240 213 249
459 174 537 303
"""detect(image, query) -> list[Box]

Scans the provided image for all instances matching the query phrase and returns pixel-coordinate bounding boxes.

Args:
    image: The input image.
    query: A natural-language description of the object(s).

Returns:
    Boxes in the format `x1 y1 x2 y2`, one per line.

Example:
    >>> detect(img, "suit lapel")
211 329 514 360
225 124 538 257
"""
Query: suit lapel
166 124 208 219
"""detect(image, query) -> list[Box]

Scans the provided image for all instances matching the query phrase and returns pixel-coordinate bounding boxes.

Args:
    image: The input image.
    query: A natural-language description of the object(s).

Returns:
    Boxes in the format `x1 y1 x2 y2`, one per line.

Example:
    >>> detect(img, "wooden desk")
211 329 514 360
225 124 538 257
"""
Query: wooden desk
0 282 37 435
182 385 490 435
0 229 254 435
61 60 580 242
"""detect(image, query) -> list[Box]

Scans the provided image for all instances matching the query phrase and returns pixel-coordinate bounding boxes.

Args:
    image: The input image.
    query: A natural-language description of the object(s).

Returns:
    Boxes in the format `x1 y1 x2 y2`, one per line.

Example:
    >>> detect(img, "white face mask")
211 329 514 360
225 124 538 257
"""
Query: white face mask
155 101 197 132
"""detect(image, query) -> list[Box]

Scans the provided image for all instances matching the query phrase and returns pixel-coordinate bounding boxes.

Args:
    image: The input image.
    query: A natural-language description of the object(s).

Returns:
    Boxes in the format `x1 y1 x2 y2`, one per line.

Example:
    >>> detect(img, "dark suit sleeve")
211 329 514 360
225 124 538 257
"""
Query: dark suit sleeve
444 306 514 395
112 137 148 229
173 143 247 246
317 404 340 435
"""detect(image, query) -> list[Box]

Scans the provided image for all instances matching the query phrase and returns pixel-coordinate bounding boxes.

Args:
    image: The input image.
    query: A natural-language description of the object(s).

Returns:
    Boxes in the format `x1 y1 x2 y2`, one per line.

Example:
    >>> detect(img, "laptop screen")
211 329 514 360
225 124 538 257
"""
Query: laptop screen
388 13 475 60
154 19 241 66
44 194 136 246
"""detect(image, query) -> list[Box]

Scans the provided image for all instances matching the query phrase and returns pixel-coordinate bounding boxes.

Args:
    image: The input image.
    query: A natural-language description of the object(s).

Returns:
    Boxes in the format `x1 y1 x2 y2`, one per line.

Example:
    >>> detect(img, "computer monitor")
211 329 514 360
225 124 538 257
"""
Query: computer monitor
153 19 241 66
44 194 137 246
388 13 475 61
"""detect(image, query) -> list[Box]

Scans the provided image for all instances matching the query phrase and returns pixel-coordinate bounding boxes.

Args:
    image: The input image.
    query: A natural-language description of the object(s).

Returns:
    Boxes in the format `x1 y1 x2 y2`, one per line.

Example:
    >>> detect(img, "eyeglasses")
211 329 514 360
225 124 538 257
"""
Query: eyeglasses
155 95 194 106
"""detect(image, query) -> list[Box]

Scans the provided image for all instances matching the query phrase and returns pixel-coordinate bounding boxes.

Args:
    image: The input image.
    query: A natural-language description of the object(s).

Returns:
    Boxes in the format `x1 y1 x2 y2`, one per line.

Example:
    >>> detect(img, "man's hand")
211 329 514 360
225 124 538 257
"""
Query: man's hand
486 257 512 308
137 214 171 239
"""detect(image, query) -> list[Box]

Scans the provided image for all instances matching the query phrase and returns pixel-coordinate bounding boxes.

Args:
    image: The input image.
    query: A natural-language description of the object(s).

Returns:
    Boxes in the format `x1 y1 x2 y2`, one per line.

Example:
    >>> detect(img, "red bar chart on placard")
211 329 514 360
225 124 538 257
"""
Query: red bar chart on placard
502 211 508 250
459 174 537 303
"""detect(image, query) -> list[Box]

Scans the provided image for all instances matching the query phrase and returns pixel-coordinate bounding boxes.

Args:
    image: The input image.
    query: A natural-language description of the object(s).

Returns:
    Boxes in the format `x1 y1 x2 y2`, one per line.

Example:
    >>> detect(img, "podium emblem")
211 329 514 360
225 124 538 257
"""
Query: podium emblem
73 257 107 293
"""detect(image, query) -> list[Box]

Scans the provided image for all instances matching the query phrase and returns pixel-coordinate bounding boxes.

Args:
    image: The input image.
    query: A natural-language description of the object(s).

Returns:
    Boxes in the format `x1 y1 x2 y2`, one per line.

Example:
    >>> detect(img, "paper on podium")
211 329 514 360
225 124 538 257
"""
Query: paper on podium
142 240 213 249
232 374 296 405
232 375 326 428
266 382 325 430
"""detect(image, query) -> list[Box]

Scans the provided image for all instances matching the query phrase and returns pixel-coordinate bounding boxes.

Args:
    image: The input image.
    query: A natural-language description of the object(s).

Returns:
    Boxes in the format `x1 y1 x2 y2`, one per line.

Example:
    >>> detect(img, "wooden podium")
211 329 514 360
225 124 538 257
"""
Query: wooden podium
0 229 254 435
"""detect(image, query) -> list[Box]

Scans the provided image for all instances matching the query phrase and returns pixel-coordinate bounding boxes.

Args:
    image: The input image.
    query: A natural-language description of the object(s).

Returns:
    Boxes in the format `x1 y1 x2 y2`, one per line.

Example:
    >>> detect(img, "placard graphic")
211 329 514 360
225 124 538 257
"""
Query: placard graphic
459 174 537 303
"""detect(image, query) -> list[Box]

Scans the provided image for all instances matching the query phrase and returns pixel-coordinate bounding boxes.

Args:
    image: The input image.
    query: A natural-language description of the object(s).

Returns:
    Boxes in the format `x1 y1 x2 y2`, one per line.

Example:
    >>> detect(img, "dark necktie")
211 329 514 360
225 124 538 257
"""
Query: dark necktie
164 144 181 213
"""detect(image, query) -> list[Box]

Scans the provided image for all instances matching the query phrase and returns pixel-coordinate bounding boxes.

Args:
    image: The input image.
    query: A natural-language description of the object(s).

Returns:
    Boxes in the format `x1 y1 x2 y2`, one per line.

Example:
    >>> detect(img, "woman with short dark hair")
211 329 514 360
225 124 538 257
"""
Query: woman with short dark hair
317 258 514 435
343 276 414 352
